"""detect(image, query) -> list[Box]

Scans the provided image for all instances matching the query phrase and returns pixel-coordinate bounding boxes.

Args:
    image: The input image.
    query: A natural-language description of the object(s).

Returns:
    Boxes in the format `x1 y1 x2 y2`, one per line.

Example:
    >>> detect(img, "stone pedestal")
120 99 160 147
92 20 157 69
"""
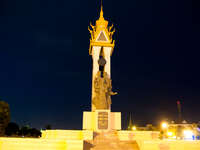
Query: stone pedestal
83 110 121 132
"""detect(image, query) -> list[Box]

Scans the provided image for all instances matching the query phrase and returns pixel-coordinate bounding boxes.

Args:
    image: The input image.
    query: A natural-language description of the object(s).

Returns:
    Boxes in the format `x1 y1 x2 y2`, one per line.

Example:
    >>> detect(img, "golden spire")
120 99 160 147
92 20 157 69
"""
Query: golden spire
100 0 104 19
88 0 115 55
96 0 107 29
128 113 133 130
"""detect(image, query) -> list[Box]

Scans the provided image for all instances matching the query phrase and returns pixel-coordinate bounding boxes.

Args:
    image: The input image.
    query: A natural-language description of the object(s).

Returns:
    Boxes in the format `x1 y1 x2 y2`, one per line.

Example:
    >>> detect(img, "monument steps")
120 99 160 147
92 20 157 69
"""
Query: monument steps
89 131 140 150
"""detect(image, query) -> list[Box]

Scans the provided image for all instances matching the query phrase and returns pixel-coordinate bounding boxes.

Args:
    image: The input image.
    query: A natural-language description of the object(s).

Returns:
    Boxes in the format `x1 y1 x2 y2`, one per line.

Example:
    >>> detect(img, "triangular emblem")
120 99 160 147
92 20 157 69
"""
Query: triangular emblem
97 31 107 42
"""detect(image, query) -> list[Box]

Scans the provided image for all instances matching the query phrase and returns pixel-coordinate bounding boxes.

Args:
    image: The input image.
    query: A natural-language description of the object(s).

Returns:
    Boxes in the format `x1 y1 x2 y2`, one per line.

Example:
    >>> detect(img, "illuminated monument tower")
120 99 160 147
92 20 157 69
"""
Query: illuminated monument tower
83 5 121 132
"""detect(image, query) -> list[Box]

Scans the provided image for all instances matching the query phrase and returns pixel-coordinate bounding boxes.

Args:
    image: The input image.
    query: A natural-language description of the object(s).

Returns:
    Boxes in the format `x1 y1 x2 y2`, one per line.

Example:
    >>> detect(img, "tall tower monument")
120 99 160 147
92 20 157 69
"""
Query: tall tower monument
88 5 116 112
83 4 121 132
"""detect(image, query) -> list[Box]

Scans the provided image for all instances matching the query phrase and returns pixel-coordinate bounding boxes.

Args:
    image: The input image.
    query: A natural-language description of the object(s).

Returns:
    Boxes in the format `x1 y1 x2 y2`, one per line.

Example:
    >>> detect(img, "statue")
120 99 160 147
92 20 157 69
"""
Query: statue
92 71 117 110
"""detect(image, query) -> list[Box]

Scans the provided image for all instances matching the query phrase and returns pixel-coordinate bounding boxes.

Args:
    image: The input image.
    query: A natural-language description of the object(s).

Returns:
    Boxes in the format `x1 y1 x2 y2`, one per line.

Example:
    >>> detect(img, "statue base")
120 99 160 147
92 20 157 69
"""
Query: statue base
82 110 121 132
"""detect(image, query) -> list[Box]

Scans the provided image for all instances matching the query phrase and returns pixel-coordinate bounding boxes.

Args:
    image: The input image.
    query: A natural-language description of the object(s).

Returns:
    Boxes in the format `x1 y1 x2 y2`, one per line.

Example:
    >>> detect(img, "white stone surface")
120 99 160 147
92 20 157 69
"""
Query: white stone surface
91 46 101 111
0 138 83 150
83 110 121 131
103 47 112 78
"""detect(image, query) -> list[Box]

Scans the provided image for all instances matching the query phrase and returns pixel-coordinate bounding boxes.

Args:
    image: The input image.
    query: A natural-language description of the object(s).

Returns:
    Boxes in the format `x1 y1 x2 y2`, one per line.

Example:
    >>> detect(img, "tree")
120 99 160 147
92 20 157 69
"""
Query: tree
45 124 52 130
0 101 10 136
29 128 41 137
19 126 30 136
5 122 19 136
18 126 41 137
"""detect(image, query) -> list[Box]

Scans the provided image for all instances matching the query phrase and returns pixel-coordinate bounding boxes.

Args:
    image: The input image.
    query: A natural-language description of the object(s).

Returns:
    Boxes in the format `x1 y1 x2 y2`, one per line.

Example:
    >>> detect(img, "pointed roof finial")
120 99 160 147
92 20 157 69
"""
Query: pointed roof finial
128 113 133 130
100 0 104 19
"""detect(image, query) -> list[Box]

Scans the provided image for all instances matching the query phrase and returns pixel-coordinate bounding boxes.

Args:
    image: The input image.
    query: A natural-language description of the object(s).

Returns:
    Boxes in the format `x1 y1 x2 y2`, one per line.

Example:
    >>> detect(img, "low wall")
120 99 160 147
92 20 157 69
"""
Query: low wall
0 138 83 150
117 131 160 141
138 140 200 150
42 130 93 140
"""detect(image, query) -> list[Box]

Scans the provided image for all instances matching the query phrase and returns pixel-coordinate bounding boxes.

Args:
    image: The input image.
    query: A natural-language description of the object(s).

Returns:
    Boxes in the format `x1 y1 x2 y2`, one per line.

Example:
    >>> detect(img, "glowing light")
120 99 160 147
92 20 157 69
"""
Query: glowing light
167 131 173 137
161 122 168 129
173 136 176 139
183 130 194 139
132 126 137 131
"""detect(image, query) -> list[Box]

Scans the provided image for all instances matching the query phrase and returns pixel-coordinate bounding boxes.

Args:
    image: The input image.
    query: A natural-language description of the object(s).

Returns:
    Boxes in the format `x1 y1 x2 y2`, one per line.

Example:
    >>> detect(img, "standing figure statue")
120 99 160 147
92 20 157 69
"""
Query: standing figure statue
93 71 117 110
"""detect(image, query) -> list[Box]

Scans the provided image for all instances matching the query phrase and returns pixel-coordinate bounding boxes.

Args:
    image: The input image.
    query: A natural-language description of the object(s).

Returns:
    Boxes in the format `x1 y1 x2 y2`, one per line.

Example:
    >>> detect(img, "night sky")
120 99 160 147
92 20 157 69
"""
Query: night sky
0 0 200 129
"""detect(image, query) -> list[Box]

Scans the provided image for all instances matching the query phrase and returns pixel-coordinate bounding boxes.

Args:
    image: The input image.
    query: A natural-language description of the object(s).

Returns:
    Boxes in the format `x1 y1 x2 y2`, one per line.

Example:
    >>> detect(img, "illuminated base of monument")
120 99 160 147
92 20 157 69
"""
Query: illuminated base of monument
83 109 121 132
1 130 200 150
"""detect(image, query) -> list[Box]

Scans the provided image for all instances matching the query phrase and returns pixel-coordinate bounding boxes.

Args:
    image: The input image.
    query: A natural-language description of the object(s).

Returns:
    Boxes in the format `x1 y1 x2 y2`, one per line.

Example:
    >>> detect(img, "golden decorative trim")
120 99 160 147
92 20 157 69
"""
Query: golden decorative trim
88 4 115 55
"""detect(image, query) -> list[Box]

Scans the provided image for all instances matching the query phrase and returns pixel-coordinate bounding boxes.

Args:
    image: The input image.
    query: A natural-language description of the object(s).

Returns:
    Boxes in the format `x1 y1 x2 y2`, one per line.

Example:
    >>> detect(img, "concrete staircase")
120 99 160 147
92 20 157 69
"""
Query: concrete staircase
84 131 140 150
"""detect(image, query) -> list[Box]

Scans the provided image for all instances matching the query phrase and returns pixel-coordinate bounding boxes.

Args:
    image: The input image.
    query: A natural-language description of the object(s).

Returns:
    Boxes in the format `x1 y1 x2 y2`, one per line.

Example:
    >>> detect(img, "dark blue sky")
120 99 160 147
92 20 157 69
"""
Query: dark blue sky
0 0 200 129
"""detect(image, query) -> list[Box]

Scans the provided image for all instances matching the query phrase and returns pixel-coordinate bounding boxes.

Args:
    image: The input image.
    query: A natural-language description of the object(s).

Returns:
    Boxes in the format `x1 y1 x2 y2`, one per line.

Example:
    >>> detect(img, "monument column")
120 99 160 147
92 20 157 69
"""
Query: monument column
103 47 112 78
92 46 101 111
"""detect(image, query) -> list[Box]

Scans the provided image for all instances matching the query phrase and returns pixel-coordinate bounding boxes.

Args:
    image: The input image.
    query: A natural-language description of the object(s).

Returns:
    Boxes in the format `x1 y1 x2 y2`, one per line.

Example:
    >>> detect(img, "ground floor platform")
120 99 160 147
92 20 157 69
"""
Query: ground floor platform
0 130 200 150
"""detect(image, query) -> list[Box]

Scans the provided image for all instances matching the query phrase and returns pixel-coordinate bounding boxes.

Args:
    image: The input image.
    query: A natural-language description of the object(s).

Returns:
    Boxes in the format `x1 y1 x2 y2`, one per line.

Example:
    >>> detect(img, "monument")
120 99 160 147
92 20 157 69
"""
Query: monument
0 2 200 150
83 5 121 132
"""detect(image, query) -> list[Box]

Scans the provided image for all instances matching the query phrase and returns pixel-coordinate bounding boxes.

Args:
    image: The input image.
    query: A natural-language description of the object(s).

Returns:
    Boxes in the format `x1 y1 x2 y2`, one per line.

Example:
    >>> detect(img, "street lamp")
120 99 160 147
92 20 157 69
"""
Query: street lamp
132 126 137 131
161 122 168 129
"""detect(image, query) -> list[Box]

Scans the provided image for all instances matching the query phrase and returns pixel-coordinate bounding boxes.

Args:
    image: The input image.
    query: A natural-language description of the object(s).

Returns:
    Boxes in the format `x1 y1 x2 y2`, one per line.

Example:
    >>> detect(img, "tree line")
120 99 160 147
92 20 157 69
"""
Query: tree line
0 101 42 137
